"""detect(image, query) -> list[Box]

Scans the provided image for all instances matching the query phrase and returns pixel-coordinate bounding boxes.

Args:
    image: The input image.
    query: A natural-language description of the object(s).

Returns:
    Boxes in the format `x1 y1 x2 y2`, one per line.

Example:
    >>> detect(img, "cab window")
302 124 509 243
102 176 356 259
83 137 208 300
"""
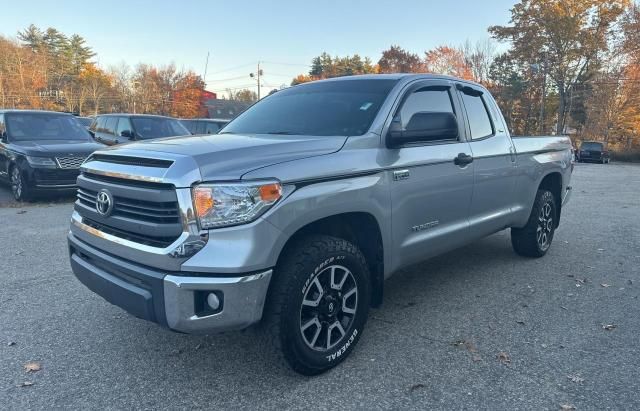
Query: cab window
396 87 458 142
460 91 494 139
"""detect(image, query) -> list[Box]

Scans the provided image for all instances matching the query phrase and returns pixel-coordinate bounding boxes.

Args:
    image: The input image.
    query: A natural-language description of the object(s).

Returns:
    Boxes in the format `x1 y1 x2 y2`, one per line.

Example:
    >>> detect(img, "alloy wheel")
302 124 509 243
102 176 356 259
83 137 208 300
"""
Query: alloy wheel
299 265 358 351
10 167 22 200
536 202 553 251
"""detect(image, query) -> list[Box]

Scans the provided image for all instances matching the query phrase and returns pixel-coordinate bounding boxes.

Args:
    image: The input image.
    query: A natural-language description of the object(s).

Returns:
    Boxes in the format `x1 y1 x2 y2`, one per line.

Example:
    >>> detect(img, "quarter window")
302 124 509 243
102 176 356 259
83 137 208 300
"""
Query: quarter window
461 92 493 139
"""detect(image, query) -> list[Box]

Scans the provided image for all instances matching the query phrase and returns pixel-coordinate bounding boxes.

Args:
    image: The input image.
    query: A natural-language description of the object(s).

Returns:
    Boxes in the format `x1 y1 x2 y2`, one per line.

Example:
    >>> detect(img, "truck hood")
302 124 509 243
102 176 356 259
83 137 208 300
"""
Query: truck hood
98 133 347 182
11 139 105 157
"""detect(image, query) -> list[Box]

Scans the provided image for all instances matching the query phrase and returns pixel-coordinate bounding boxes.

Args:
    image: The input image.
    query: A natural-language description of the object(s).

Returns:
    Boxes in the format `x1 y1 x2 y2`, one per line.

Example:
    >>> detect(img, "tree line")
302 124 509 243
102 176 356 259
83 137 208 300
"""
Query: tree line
0 25 207 118
292 0 640 153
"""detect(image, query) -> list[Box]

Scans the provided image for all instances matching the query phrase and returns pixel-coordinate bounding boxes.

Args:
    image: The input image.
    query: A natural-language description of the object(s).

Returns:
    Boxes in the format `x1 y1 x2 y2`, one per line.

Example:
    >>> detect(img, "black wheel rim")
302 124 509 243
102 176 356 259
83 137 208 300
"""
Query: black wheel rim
10 168 22 199
299 265 358 351
536 202 553 251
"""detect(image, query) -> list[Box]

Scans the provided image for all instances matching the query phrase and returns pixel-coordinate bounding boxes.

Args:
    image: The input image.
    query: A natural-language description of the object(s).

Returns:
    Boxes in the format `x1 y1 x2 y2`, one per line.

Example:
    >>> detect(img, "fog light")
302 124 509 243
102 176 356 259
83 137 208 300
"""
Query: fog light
207 292 220 310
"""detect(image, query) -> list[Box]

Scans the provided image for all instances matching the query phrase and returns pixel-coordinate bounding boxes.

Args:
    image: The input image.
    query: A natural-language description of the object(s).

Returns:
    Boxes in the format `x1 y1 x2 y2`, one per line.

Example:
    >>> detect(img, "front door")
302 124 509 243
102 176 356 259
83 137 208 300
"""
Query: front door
381 80 474 273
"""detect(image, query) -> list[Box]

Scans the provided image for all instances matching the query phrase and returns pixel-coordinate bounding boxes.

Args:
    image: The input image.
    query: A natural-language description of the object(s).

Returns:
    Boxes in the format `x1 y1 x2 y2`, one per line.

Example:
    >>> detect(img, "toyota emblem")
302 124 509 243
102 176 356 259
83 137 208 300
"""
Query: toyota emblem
95 189 114 217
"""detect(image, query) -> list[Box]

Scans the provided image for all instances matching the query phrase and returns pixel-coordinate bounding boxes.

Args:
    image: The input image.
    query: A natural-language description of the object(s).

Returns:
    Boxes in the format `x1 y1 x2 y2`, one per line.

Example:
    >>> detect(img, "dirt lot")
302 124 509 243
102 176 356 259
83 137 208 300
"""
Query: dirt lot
1 162 639 410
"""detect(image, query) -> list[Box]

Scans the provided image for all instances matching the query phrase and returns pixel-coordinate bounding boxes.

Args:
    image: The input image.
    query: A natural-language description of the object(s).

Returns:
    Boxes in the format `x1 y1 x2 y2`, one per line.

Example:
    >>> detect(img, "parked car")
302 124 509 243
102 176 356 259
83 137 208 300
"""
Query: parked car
0 110 104 201
75 116 94 129
180 118 229 135
89 114 190 145
68 74 573 375
577 141 610 163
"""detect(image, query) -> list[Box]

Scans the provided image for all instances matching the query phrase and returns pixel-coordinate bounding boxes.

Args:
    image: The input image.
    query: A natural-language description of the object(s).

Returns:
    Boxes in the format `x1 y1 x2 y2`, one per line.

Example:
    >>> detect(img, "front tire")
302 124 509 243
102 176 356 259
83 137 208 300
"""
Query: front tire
511 190 557 258
261 235 370 375
10 165 32 202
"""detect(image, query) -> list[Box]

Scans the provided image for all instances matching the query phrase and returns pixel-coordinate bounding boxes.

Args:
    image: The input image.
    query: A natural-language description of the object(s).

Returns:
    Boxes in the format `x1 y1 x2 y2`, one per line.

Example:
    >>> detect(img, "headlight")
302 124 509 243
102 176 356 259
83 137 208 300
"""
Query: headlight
193 181 283 229
26 156 57 168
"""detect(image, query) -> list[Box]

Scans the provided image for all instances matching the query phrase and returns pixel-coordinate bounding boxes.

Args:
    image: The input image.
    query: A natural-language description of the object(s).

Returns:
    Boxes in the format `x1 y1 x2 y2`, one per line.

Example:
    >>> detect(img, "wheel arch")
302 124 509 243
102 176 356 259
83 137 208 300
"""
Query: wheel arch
275 212 385 308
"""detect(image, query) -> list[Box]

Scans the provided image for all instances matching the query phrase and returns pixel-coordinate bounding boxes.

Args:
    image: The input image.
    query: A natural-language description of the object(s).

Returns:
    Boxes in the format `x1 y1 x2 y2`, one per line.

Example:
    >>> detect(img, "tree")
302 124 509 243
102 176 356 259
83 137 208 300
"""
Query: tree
424 46 473 80
461 39 496 84
172 72 206 118
490 0 629 134
227 88 257 103
377 45 424 73
80 63 112 115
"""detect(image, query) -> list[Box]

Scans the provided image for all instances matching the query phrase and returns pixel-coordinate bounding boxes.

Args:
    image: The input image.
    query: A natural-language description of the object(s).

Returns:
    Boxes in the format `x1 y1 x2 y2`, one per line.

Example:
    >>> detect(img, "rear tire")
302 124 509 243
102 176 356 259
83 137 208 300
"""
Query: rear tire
511 190 557 258
260 235 370 375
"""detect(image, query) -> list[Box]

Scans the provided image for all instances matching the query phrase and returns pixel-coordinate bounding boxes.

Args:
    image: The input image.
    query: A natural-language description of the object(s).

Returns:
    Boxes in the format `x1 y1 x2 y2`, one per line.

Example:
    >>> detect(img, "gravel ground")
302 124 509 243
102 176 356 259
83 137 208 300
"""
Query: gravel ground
1 162 639 410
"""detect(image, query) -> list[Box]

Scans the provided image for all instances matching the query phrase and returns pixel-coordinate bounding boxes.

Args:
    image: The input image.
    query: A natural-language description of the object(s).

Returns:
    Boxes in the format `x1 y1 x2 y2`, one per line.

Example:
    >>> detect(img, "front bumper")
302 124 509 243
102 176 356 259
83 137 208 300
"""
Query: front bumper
29 167 80 188
68 232 272 333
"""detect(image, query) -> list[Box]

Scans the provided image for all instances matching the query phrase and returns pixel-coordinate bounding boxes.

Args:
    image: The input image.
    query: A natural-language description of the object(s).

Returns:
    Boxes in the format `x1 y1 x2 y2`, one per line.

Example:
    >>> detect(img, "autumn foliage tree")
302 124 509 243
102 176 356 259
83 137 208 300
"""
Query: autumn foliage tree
424 46 473 79
490 0 630 134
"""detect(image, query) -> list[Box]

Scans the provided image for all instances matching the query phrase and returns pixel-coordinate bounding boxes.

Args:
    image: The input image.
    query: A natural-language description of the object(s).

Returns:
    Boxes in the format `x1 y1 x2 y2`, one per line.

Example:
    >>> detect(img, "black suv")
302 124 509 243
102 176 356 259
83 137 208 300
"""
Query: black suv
0 110 104 201
577 141 610 164
89 114 189 145
180 118 229 135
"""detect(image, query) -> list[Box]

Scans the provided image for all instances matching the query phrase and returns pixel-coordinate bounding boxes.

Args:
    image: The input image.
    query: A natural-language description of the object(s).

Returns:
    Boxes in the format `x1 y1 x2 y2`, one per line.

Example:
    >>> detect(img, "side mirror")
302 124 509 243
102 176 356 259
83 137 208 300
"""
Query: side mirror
120 130 134 139
388 112 458 147
0 131 7 143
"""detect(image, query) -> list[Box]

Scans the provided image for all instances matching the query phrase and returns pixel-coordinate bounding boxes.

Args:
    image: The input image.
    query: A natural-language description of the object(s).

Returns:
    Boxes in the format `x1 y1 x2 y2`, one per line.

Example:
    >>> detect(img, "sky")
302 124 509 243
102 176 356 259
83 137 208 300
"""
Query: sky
0 0 517 96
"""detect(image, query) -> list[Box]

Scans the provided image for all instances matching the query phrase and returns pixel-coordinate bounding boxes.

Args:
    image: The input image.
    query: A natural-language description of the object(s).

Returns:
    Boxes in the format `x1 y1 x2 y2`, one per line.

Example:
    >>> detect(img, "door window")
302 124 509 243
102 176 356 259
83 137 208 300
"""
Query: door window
398 87 457 142
94 116 106 133
461 92 493 139
116 117 134 138
0 114 5 138
104 117 118 136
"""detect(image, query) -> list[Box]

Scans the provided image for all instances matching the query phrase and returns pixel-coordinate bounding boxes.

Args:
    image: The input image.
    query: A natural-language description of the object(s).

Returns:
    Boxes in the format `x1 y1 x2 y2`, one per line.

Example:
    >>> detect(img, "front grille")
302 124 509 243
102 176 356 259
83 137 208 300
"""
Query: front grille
56 156 87 169
77 187 180 224
74 172 183 248
82 218 178 248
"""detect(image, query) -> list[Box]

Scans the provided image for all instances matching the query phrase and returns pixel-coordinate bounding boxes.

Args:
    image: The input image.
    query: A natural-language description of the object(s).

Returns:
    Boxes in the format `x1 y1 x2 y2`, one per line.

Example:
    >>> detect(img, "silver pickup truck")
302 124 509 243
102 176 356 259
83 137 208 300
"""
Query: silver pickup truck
68 74 573 375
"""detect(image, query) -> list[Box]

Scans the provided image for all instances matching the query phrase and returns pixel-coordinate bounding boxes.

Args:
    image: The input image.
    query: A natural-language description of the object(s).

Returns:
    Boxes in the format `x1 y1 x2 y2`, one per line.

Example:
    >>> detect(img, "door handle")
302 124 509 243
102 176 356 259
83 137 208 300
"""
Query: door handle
454 153 473 166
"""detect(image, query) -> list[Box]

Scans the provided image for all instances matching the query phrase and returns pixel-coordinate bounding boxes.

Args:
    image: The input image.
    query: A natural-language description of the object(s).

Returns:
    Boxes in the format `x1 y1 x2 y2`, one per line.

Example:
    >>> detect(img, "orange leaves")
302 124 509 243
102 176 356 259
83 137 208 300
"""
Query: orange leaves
424 46 474 81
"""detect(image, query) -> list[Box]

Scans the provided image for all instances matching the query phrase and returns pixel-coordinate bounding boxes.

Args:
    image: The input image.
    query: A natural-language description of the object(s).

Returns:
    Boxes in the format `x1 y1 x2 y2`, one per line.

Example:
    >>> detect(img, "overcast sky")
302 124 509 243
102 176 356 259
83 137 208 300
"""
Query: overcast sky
1 0 516 95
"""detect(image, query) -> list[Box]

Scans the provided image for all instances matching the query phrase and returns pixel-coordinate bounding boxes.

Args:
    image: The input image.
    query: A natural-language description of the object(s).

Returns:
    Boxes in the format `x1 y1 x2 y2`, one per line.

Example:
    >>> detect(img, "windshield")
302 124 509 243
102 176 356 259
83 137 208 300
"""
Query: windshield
6 113 92 141
222 79 398 136
581 142 604 151
76 117 93 127
131 117 190 140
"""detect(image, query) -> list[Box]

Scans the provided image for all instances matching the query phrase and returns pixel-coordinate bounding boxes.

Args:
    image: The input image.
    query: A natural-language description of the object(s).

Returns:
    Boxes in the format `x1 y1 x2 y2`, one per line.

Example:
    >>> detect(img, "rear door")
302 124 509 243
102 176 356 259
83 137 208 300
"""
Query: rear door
458 84 518 237
382 79 474 272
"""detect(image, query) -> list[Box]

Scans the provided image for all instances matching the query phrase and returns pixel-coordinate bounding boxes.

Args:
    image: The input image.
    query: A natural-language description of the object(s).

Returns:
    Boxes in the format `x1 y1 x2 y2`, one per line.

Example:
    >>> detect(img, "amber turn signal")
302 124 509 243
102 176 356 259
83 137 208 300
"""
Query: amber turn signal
193 187 214 218
259 183 282 203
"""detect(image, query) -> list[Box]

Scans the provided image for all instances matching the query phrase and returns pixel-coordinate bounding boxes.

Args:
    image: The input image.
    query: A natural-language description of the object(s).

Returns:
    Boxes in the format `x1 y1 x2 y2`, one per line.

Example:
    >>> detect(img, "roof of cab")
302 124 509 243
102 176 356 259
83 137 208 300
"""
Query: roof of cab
317 73 483 86
0 109 73 115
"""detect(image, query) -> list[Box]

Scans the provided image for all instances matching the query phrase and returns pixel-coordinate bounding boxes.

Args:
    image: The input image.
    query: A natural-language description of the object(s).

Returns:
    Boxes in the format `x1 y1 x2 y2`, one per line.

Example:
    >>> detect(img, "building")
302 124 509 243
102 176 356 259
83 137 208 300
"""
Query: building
204 98 250 121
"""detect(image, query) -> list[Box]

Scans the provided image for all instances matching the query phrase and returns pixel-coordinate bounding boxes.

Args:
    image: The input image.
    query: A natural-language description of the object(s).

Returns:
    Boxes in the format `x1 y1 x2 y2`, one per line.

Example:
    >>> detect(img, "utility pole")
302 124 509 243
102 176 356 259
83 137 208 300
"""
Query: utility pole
203 51 210 89
250 62 263 100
